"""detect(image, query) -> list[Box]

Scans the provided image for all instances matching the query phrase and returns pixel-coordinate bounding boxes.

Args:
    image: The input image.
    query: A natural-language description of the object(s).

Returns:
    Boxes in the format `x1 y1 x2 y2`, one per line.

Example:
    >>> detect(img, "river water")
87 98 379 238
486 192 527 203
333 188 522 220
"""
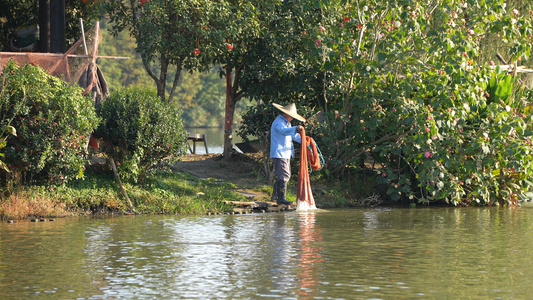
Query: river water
186 127 243 155
1 206 533 299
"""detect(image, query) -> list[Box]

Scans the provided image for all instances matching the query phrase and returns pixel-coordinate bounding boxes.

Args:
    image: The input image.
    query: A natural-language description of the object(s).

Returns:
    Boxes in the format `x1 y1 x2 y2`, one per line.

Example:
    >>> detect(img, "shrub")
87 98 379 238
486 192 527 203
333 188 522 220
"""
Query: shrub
237 103 278 181
94 86 187 182
302 0 533 206
0 125 16 172
0 61 99 185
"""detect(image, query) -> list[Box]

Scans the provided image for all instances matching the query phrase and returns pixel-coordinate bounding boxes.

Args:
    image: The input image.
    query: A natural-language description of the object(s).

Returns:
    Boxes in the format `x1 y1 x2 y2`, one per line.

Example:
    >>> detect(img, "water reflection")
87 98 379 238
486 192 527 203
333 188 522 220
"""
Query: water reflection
296 212 324 298
2 207 533 299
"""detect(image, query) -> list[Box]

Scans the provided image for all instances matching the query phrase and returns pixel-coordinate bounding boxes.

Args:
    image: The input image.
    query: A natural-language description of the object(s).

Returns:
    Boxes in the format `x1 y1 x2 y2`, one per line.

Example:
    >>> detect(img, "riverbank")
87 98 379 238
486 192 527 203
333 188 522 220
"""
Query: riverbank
0 153 381 220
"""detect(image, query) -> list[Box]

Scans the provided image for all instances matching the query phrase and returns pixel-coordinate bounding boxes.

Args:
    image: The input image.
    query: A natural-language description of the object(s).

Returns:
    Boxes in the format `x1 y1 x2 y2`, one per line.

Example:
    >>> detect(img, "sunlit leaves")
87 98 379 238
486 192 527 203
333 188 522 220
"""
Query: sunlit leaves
94 86 187 183
304 0 533 206
0 61 99 184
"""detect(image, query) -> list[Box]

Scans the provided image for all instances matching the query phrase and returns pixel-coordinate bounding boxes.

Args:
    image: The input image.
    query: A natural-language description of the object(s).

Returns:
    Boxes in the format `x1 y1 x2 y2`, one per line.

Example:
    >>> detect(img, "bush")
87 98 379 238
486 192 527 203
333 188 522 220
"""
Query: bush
0 61 99 185
237 103 279 181
94 86 187 182
302 0 533 206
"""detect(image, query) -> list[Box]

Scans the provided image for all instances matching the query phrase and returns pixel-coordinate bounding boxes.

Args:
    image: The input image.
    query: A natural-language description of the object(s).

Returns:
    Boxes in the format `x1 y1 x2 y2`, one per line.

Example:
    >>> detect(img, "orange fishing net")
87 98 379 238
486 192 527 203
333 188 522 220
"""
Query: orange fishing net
297 128 321 210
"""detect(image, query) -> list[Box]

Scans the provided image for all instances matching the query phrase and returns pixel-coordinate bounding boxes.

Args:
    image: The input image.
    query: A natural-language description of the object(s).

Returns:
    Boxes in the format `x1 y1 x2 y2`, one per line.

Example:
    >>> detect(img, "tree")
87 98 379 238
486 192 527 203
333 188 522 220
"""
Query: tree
104 0 229 104
207 0 323 159
97 19 153 90
104 0 321 158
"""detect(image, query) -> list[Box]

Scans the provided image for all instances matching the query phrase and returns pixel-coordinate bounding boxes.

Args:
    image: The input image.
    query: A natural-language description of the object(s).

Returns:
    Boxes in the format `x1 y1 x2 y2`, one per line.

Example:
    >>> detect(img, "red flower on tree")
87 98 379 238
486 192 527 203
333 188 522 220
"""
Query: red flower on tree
192 49 201 55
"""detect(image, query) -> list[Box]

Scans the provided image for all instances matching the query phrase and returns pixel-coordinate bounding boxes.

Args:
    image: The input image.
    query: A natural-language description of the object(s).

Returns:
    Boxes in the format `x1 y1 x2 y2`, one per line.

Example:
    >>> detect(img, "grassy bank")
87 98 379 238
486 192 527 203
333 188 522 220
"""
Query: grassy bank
0 157 380 220
0 170 251 220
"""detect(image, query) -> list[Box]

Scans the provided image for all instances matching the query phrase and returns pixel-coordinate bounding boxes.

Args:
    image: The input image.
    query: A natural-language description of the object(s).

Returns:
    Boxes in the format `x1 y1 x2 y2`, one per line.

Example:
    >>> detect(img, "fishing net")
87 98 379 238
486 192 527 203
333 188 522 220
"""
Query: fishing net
297 128 321 211
0 24 108 106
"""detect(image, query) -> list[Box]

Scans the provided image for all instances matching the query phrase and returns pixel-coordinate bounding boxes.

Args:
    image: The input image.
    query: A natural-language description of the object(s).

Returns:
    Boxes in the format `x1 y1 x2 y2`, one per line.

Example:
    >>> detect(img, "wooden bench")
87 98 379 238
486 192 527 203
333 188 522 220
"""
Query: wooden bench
187 133 209 154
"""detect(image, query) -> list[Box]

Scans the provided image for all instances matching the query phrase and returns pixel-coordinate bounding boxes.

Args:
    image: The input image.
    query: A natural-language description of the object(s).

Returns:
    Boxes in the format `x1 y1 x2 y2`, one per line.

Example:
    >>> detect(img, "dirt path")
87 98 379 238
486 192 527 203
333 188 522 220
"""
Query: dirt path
171 153 270 200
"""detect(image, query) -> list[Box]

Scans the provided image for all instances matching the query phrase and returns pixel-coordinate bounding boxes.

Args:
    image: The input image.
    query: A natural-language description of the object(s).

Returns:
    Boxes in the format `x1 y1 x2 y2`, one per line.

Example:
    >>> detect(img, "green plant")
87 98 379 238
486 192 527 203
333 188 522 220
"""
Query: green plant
94 86 188 183
304 0 533 206
0 125 16 172
0 61 99 185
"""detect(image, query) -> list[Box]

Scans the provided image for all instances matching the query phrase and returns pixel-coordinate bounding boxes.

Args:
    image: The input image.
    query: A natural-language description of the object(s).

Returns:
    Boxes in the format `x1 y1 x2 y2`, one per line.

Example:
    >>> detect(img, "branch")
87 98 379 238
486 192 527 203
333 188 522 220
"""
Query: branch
141 58 158 83
167 62 182 104
370 9 388 60
496 53 508 65
334 129 414 171
232 61 245 93
108 157 136 213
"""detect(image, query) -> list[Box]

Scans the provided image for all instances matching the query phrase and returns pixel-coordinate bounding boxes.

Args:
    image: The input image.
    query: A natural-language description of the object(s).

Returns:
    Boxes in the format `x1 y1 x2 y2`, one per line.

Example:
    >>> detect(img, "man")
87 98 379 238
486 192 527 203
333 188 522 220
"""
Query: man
270 103 305 205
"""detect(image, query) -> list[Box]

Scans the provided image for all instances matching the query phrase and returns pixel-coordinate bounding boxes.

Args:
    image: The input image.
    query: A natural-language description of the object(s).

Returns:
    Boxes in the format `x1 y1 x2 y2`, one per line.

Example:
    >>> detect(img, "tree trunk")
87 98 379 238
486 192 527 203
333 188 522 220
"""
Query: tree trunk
223 67 233 159
157 54 169 102
223 63 245 160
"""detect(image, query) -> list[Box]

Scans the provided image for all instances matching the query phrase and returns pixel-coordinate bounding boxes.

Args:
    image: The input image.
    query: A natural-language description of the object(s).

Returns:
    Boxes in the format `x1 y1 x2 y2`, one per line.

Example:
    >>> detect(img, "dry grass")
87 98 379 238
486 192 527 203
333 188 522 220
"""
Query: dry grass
0 192 70 220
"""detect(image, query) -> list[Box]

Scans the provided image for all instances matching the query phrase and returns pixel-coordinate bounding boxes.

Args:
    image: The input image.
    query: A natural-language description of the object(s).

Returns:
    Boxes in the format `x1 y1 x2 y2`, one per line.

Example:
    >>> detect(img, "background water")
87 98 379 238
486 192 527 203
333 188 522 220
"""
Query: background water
2 206 533 299
186 127 243 155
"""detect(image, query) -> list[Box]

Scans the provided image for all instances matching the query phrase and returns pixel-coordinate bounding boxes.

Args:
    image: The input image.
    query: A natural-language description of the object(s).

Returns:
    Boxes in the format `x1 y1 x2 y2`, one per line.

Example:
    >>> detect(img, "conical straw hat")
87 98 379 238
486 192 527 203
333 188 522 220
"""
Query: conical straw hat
273 103 306 122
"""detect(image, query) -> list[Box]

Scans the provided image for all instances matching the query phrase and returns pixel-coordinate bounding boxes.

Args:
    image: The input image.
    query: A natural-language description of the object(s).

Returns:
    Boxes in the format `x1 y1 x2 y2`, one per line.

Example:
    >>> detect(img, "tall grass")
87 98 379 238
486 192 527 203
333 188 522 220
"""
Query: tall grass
0 192 70 220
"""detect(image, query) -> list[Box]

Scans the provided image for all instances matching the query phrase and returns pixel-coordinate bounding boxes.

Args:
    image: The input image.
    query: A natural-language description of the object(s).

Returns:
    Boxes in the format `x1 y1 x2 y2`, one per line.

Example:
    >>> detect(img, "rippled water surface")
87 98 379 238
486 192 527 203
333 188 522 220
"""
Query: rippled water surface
2 206 533 299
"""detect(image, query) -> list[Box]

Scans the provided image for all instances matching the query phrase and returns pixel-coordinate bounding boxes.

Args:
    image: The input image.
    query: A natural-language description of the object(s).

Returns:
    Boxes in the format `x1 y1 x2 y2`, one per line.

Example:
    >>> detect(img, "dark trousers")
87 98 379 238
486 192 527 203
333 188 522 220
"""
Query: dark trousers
273 158 291 183
272 158 290 201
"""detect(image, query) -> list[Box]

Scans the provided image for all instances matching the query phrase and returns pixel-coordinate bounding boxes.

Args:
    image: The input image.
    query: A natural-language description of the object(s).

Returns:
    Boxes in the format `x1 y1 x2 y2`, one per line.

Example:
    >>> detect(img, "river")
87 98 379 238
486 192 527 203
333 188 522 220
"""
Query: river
2 205 533 299
186 127 243 155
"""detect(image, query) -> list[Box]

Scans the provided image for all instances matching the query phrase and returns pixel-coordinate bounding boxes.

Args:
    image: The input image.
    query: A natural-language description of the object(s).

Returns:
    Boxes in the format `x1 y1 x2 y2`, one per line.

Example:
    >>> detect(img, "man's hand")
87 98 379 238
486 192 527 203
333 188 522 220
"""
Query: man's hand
296 125 304 133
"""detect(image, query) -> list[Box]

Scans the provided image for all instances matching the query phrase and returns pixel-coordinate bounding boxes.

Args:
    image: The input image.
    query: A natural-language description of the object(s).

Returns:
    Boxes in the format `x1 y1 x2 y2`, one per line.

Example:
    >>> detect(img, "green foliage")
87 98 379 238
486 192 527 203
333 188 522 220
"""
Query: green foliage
487 67 516 105
97 19 154 91
94 86 188 182
132 172 238 214
237 103 279 145
99 0 533 207
303 0 533 206
98 17 254 128
237 103 278 180
231 0 324 106
0 60 99 184
0 125 16 172
5 169 237 216
102 0 231 103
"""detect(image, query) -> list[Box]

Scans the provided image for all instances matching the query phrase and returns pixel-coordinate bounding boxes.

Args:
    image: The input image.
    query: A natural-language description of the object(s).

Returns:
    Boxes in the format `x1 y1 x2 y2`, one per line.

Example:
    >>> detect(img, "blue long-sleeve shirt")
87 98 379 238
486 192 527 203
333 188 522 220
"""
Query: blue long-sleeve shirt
270 114 301 159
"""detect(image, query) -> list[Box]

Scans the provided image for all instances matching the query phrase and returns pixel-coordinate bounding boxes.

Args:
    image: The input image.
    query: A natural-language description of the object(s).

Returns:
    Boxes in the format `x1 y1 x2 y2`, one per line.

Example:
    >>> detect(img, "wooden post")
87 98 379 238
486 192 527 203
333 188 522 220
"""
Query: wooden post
203 135 209 154
50 0 66 53
39 0 50 52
